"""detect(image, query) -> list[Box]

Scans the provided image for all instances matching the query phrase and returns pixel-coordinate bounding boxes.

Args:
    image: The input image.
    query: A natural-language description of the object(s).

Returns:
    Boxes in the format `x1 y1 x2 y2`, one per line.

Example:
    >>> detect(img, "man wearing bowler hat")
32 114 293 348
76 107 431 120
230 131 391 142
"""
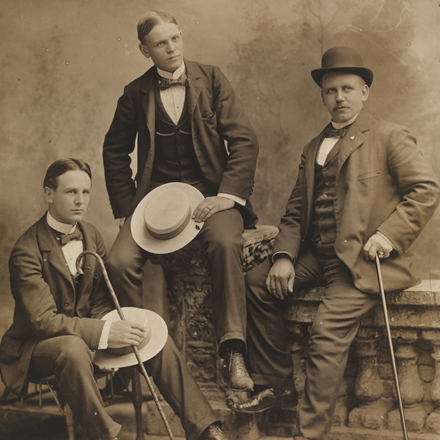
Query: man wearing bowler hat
103 10 258 393
0 158 229 440
227 47 439 439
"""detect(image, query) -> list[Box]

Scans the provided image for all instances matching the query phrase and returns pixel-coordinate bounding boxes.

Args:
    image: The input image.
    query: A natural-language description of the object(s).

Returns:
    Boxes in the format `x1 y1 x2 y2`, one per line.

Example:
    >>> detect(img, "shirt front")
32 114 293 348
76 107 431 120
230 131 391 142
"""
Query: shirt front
46 212 110 348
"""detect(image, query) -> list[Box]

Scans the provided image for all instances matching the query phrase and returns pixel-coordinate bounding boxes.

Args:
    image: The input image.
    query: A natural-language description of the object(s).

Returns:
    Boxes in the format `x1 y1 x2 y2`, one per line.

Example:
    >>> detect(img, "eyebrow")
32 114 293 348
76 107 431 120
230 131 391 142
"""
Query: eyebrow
153 32 181 45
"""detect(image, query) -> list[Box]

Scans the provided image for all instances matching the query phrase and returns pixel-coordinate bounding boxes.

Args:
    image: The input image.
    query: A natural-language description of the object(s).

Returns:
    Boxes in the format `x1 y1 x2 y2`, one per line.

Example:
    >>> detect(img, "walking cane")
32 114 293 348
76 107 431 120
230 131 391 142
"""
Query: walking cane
375 253 409 440
76 250 175 440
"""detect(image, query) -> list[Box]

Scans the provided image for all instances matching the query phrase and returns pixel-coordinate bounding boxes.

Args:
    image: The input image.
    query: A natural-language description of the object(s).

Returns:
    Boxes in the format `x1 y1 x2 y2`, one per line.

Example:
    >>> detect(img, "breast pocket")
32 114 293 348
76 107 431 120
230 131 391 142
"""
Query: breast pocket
356 171 382 181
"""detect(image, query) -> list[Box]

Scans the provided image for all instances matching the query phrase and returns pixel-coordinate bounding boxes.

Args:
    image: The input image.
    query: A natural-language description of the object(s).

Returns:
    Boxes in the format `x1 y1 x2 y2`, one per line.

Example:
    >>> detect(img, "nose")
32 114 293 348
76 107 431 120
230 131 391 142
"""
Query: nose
336 90 345 103
75 193 84 205
166 41 176 53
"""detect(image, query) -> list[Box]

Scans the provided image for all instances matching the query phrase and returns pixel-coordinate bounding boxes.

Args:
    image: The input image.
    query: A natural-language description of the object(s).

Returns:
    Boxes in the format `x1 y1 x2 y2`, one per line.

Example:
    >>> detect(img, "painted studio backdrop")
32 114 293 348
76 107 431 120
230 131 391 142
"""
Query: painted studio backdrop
0 0 439 344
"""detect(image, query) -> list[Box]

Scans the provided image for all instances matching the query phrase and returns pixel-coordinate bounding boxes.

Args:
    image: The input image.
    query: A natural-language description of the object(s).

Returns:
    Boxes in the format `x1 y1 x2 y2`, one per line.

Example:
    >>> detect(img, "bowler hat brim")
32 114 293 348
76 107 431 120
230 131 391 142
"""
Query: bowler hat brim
311 67 373 88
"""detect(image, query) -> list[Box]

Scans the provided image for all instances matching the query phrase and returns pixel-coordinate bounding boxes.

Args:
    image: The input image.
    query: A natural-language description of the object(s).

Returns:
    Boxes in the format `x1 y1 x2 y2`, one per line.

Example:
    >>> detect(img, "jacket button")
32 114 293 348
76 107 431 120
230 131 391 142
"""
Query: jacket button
64 301 69 307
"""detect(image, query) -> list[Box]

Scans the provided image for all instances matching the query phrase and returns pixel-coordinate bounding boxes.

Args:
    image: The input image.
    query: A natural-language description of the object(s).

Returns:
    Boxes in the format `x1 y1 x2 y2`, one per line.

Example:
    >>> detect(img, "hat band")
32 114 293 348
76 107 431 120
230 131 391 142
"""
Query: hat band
146 208 191 240
105 327 152 357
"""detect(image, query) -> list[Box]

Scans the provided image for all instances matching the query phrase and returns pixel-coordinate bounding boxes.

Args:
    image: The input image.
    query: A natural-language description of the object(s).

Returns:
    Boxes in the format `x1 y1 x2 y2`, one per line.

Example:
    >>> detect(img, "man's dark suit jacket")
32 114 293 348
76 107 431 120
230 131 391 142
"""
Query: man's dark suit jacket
103 59 259 227
0 215 113 396
272 110 440 294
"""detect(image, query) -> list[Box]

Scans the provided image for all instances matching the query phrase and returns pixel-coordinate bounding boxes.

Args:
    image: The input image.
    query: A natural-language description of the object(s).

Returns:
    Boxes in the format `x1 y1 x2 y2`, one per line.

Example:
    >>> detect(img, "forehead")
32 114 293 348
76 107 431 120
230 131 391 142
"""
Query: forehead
321 72 364 89
146 22 180 44
56 170 91 189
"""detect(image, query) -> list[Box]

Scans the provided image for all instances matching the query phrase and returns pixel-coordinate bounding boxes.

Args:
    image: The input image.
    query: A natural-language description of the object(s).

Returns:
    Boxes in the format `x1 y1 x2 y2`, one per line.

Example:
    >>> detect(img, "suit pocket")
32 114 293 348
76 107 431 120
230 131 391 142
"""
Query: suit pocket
356 171 382 181
201 111 216 120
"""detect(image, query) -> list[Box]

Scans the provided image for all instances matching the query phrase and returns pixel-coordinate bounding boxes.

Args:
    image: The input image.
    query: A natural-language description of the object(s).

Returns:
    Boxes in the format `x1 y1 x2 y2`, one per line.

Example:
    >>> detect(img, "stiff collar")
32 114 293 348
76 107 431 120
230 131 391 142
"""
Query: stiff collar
331 112 360 130
157 61 185 80
46 211 77 235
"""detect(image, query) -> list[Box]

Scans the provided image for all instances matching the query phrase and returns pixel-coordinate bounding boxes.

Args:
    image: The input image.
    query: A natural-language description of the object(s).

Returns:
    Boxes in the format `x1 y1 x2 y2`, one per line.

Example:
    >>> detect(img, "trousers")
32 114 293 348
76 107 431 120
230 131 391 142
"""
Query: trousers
245 244 380 440
107 209 246 357
30 335 217 440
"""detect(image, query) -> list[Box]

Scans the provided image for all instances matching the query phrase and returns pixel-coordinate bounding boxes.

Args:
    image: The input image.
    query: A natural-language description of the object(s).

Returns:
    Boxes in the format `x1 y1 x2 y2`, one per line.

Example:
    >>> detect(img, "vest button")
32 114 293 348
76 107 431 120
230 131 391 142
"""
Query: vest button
322 204 327 208
325 181 331 186
323 167 328 171
64 301 69 307
322 194 327 198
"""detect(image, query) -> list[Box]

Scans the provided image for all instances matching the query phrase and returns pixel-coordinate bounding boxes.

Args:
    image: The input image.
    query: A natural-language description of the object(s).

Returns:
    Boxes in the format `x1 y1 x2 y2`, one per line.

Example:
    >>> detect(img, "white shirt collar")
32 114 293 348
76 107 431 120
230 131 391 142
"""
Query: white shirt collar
46 211 77 235
157 61 185 80
331 112 360 129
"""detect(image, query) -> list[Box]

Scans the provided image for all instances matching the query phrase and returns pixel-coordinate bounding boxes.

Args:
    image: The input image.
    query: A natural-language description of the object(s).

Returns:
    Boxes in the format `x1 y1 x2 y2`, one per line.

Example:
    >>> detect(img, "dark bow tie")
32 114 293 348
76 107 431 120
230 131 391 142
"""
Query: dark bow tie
158 74 188 91
323 124 351 138
59 228 83 245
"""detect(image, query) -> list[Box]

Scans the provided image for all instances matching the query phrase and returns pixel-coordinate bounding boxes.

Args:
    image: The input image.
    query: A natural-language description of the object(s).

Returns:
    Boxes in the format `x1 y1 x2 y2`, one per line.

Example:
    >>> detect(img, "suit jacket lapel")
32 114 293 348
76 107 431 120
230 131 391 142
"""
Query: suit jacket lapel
337 110 371 174
185 59 202 121
76 222 97 297
128 69 157 214
304 134 324 227
37 216 74 289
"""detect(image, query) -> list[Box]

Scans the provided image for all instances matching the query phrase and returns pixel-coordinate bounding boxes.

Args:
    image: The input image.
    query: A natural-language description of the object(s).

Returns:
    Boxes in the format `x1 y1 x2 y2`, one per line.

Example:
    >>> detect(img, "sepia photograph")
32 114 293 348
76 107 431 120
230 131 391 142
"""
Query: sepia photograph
0 1 439 439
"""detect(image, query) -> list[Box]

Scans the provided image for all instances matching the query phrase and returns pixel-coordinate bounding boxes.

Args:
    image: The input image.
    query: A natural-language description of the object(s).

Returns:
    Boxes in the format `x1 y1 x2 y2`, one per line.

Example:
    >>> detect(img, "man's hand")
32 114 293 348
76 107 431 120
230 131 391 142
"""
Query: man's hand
266 257 295 300
118 218 126 229
108 320 147 348
363 233 394 261
192 196 235 223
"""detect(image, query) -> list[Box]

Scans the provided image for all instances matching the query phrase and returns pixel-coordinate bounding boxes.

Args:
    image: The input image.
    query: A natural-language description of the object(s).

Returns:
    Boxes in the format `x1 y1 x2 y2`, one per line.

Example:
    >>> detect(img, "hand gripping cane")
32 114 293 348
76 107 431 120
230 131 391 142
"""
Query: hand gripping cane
375 254 409 440
76 250 175 440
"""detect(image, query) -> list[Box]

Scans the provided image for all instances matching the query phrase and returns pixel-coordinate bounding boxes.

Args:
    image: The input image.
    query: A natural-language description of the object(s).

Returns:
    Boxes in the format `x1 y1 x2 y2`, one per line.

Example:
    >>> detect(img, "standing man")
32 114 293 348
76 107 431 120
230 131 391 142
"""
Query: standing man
0 158 229 440
228 46 440 440
103 10 259 391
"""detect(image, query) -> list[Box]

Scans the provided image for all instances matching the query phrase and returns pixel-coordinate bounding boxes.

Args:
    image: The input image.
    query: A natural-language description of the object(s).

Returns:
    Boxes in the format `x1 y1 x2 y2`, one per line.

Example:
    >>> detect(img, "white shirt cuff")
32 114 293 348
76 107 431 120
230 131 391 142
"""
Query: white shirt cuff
218 193 246 206
98 320 112 349
271 251 295 264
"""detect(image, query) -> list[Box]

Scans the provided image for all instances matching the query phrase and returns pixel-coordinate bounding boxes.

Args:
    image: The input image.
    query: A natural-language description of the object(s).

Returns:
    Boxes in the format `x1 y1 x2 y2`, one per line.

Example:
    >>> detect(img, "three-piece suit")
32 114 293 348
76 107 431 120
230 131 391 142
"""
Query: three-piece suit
103 59 259 356
0 215 217 440
245 110 440 439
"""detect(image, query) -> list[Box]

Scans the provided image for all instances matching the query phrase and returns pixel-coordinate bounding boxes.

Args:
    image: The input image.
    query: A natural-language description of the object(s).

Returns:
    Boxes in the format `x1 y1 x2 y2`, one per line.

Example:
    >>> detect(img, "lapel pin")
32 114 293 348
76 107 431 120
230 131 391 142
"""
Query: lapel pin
350 136 355 140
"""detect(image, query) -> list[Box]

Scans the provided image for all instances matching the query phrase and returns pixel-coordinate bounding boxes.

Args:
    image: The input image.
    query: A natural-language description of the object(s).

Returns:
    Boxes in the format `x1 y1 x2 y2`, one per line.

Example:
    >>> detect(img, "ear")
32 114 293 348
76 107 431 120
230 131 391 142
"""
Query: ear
361 84 370 102
44 187 54 204
321 90 325 105
139 43 151 59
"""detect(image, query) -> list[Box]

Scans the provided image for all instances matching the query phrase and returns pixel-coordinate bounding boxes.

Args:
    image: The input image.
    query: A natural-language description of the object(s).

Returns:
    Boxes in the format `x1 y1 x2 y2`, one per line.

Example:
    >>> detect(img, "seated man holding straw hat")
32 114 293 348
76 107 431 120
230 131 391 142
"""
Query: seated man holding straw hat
0 158 229 440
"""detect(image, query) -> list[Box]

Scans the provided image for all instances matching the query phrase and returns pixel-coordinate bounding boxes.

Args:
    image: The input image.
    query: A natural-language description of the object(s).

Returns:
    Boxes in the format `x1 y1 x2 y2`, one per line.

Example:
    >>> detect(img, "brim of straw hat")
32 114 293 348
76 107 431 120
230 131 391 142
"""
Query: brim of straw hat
93 308 168 369
131 182 205 255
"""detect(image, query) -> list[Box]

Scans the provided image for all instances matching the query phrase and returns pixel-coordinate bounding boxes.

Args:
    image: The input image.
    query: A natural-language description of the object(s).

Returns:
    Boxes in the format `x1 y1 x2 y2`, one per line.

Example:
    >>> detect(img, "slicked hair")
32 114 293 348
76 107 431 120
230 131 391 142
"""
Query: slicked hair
137 10 178 44
43 158 92 190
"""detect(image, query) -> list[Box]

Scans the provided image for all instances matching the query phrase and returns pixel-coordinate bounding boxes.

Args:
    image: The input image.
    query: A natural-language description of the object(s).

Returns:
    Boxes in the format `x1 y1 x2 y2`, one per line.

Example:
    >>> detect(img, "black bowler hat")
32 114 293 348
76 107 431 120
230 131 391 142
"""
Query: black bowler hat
311 46 373 88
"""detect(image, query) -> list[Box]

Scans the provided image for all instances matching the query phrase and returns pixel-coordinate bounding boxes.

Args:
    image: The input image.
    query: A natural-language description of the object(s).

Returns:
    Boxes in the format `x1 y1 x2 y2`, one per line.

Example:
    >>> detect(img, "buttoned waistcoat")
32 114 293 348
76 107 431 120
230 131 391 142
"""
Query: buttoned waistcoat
272 110 440 294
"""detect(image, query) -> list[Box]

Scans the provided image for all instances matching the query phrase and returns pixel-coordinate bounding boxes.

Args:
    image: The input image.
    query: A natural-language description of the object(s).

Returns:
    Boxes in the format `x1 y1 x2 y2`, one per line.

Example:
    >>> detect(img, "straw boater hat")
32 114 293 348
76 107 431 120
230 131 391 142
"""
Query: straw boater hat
93 307 168 369
311 46 373 88
131 182 205 254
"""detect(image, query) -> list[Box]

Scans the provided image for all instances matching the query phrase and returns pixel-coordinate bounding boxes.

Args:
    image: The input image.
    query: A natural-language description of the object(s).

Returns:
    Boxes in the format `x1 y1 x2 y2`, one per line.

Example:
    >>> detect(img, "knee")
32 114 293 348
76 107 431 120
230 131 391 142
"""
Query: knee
245 261 271 298
55 336 92 369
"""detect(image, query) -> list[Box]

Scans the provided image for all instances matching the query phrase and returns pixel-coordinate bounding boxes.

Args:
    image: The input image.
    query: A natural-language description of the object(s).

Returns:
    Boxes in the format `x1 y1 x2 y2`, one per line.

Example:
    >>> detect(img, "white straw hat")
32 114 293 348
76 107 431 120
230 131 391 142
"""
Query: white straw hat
93 307 168 369
131 182 205 254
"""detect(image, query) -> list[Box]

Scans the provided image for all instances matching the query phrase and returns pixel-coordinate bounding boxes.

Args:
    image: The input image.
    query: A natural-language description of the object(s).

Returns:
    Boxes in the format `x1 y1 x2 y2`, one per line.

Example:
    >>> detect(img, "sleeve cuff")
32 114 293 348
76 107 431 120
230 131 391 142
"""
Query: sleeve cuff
98 320 112 349
218 193 246 206
271 251 295 264
376 231 396 250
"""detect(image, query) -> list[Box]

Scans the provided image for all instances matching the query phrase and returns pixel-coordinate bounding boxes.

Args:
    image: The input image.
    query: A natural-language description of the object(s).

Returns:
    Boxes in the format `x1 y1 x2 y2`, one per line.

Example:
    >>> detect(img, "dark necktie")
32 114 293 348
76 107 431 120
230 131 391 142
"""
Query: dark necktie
323 124 351 138
158 74 188 91
59 228 83 245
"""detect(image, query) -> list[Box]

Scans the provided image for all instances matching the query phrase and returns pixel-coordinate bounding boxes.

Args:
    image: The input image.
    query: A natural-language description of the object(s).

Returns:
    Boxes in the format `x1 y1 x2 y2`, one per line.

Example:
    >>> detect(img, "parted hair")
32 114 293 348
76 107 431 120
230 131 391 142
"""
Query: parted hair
43 158 92 190
137 10 178 44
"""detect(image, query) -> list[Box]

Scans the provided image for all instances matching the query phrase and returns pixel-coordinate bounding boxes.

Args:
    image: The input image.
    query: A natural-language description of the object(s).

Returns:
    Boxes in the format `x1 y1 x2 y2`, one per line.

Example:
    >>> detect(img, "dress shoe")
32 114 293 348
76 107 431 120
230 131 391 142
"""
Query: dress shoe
199 424 229 440
228 387 297 413
222 343 254 391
